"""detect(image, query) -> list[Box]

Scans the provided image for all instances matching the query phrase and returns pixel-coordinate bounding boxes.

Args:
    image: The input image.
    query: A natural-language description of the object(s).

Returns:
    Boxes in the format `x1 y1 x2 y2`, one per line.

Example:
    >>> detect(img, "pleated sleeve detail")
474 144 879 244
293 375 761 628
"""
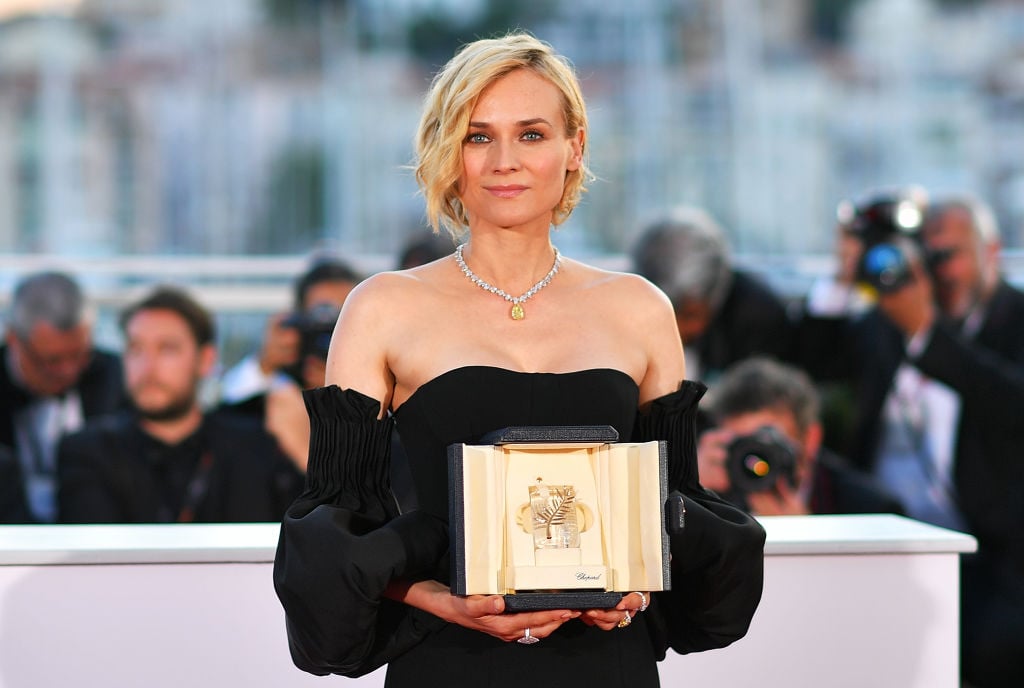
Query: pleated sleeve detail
634 379 707 492
273 385 449 677
298 385 397 522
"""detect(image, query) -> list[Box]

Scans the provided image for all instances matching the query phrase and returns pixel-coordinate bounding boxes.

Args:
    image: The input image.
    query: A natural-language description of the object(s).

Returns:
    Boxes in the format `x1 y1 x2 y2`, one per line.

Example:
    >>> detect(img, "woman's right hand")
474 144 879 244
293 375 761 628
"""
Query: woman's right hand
448 593 580 643
388 579 579 643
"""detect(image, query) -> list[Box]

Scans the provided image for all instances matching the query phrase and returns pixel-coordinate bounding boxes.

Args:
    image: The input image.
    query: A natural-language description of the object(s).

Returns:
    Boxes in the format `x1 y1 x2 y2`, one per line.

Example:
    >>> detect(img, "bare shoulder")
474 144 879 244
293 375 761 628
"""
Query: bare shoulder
338 265 437 323
565 258 684 401
332 261 453 357
324 269 434 407
567 259 674 323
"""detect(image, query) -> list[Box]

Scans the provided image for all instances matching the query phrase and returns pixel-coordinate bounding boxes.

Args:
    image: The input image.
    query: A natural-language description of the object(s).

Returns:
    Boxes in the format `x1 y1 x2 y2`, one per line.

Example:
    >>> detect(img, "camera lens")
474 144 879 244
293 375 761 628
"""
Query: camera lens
843 187 928 294
724 427 798 496
862 243 911 292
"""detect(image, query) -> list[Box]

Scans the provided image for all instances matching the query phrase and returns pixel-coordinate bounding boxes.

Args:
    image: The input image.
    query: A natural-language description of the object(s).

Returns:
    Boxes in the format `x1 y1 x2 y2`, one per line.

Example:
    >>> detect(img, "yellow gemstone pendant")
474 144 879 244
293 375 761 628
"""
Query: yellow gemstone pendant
454 244 560 324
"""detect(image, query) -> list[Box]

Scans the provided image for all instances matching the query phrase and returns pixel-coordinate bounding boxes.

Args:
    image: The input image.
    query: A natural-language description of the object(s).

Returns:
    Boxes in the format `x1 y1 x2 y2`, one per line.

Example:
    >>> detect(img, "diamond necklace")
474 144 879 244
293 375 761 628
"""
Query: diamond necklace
454 243 561 321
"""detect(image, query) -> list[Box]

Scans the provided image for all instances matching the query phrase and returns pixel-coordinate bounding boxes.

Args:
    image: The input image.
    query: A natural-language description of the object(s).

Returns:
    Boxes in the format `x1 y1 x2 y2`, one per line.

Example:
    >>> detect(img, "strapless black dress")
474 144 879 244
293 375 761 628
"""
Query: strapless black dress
393 366 640 518
387 367 657 687
273 368 766 688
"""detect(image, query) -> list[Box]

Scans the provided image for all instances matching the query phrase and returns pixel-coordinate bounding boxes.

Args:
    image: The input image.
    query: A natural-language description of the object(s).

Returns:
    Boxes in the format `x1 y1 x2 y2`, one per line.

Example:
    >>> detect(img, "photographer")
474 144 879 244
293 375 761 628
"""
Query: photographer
220 256 361 401
796 190 1024 687
697 356 901 517
220 256 361 472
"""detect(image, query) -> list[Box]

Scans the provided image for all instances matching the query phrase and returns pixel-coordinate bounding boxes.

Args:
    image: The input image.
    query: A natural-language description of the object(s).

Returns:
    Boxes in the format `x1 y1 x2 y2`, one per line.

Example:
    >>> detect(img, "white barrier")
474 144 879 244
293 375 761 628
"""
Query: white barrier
0 515 975 688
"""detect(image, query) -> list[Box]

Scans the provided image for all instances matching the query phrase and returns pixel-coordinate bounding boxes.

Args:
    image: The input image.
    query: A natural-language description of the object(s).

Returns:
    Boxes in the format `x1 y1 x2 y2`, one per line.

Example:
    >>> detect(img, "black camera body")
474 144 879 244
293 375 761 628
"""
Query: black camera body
839 188 929 294
281 303 340 362
725 426 798 496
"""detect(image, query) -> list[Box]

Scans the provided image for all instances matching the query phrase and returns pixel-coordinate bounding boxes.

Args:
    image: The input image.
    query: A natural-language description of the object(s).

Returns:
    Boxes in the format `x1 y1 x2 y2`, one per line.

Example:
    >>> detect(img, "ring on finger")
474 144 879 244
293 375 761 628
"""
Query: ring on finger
616 612 633 629
633 591 648 612
517 627 540 645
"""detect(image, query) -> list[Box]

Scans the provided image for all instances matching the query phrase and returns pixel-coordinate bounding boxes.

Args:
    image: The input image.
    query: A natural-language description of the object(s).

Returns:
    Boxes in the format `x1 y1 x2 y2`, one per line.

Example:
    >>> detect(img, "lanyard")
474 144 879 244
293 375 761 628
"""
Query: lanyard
154 449 216 523
177 450 215 524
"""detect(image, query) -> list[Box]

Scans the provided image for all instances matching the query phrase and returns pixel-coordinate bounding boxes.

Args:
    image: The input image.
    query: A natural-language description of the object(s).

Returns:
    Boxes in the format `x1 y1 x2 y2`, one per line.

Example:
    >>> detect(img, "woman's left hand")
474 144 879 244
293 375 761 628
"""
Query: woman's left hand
579 591 648 631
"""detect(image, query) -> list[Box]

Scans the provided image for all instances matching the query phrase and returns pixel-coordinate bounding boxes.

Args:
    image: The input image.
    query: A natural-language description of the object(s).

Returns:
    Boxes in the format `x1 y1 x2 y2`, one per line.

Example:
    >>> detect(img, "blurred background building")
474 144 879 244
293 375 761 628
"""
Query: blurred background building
2 0 1023 361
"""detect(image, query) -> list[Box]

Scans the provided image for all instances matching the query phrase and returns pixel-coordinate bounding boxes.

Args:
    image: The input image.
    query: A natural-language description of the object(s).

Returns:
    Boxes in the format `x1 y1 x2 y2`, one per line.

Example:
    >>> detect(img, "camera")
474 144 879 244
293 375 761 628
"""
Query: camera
281 303 340 362
725 426 798 496
838 187 952 294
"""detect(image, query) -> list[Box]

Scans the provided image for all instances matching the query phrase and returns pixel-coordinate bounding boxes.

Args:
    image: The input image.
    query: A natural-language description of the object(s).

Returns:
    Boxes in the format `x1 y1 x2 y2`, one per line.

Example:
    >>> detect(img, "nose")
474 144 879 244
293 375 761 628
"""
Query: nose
127 350 157 382
489 138 520 173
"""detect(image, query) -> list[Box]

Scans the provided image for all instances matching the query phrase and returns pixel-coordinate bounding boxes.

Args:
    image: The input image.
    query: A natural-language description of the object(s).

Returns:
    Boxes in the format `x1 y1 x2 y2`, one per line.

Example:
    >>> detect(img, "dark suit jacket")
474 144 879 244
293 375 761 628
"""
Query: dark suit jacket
0 346 126 522
0 444 31 523
694 270 796 382
57 409 303 524
807 448 904 515
798 279 1024 684
0 346 126 447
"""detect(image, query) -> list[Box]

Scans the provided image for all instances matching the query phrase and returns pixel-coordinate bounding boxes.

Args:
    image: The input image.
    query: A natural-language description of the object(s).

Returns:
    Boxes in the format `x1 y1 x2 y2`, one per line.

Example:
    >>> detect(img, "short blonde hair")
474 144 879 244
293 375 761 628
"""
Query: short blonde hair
414 32 591 239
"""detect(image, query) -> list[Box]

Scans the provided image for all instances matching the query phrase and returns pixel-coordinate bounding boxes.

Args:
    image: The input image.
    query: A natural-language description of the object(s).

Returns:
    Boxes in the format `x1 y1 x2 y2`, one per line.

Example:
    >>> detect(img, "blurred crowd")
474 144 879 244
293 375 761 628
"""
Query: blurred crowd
0 232 455 527
1 189 1021 685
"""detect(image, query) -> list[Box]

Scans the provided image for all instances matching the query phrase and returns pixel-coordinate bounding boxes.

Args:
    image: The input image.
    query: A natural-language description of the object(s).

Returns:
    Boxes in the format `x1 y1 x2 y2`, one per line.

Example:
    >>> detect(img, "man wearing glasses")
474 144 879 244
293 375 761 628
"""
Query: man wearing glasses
0 271 125 523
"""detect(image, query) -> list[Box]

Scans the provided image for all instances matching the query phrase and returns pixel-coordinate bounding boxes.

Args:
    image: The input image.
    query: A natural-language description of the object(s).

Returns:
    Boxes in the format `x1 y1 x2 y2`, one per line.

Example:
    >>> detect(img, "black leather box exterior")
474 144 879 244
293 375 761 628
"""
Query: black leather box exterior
448 425 667 612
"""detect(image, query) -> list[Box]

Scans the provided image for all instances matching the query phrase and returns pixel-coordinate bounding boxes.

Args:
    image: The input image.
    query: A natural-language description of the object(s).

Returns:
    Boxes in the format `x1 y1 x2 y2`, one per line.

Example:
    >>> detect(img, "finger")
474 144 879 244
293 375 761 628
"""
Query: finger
580 608 629 631
614 592 644 612
526 609 579 627
592 611 632 632
500 610 578 643
462 594 505 618
509 616 571 643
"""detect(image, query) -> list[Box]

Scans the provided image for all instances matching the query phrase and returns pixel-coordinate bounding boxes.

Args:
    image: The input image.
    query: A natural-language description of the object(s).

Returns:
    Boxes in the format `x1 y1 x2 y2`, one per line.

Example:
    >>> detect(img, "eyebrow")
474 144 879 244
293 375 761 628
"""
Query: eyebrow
467 117 553 129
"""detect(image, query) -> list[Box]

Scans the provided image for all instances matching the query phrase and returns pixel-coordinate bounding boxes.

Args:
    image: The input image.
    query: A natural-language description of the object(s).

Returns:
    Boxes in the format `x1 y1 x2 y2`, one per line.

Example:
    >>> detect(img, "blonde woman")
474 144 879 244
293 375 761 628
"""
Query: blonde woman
274 33 765 687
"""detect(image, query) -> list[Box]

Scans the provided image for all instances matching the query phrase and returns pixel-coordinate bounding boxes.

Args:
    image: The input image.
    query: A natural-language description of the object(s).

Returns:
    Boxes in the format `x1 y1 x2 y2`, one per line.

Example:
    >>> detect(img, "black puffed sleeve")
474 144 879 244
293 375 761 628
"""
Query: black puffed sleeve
633 381 766 657
273 386 449 677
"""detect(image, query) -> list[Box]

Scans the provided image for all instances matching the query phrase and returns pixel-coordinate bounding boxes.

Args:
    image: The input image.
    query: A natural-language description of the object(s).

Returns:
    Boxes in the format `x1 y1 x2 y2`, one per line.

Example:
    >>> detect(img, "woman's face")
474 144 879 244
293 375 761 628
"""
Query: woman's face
459 68 583 233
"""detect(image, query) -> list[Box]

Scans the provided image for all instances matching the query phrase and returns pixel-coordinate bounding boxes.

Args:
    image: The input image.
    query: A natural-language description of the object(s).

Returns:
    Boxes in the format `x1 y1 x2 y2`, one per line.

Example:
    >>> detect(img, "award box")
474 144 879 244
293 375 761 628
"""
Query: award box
447 425 670 611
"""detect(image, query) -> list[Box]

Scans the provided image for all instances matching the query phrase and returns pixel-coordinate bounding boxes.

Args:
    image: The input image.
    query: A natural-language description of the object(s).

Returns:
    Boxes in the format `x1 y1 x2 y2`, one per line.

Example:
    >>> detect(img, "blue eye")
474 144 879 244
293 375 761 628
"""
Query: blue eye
466 132 489 144
522 130 543 141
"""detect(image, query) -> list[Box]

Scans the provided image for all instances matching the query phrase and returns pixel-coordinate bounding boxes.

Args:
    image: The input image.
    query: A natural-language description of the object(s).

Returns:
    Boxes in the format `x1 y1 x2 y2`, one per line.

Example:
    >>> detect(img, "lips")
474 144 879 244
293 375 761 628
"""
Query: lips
485 185 527 198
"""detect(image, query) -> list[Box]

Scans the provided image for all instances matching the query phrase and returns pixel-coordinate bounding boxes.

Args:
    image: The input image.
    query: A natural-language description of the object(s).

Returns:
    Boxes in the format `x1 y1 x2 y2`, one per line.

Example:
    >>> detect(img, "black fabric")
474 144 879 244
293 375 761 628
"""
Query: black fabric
394 367 639 519
274 368 765 686
274 386 449 678
224 388 421 514
0 444 31 523
56 408 302 524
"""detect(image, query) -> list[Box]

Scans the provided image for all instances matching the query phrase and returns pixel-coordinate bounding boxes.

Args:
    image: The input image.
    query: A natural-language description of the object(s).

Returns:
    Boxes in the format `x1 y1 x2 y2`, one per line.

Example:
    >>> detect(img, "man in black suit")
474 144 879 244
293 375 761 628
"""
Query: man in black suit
0 271 125 523
0 445 31 523
800 191 1024 687
631 206 795 384
57 286 301 524
696 356 902 517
